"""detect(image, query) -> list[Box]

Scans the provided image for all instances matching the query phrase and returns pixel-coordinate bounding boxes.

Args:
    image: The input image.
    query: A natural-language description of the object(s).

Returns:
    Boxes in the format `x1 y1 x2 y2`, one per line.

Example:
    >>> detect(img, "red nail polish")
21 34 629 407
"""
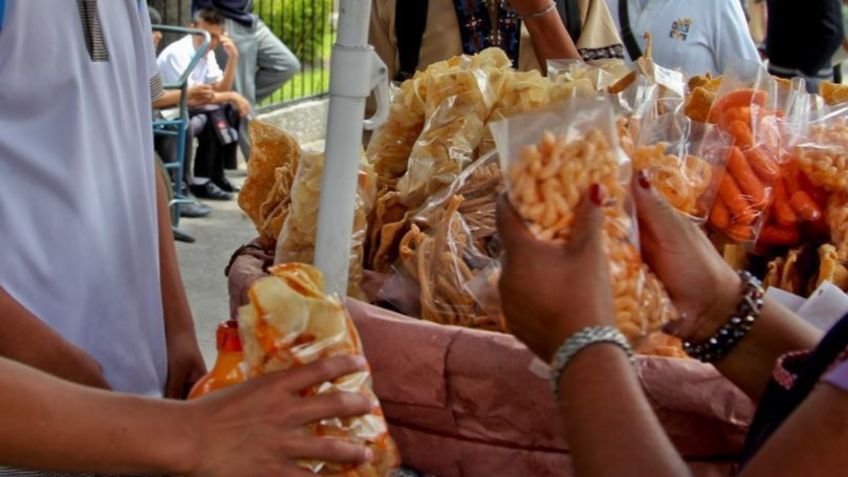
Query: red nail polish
590 183 604 206
637 171 651 189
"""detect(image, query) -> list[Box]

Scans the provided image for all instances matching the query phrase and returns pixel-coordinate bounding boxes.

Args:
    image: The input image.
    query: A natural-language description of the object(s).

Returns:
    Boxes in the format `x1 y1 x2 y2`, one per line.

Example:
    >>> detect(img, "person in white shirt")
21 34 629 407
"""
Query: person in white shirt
0 0 206 400
157 8 251 201
607 0 761 76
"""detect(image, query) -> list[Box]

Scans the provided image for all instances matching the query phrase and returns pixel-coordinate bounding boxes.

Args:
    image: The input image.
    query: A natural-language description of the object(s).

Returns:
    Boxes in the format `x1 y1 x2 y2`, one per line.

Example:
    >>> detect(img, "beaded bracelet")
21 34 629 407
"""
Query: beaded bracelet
549 326 634 397
682 271 765 363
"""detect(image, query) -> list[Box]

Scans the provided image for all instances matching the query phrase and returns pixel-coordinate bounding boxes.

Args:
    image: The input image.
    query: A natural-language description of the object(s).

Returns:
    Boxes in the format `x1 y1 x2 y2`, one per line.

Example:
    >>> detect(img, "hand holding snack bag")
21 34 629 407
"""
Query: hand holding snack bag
491 98 678 341
238 263 400 476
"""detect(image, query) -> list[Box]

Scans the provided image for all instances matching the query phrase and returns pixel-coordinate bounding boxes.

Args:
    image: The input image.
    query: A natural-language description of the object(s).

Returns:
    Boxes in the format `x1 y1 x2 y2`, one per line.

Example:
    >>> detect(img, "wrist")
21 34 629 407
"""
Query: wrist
156 400 201 475
512 1 556 19
688 271 743 343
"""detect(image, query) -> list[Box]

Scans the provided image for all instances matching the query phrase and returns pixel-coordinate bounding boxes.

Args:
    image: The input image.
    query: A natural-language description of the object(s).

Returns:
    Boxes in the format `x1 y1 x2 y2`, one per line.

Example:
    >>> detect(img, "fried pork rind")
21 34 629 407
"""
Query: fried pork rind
478 69 551 156
239 121 301 244
795 113 848 193
820 81 848 106
817 243 848 290
685 87 717 123
390 196 504 331
764 256 784 289
492 99 678 341
396 50 509 207
688 73 722 93
274 153 370 299
238 263 400 477
780 247 804 294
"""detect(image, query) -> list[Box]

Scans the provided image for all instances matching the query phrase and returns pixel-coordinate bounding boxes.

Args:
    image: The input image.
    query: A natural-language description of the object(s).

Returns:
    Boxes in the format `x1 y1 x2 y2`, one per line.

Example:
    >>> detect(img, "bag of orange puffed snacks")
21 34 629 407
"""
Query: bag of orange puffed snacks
489 97 678 342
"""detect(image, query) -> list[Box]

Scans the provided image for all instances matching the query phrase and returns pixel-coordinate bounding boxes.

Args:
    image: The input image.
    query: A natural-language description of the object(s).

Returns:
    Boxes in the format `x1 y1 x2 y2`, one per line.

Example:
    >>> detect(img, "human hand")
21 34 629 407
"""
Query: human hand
165 330 207 399
230 93 252 118
496 187 615 362
632 172 741 343
186 355 374 477
219 34 239 59
187 84 215 107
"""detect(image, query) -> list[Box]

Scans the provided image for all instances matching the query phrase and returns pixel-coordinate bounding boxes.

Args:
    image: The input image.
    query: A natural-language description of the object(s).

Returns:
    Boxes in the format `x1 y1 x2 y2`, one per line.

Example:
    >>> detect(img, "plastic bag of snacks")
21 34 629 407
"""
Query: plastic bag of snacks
274 152 373 299
794 104 848 194
490 97 678 341
634 112 729 222
706 60 782 245
238 263 400 476
380 196 504 331
396 49 509 207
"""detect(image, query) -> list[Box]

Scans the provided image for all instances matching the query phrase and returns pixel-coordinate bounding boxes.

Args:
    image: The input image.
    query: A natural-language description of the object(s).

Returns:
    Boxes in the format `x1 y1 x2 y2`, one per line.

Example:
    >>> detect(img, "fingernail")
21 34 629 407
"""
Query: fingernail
364 447 375 462
637 171 651 189
590 183 605 206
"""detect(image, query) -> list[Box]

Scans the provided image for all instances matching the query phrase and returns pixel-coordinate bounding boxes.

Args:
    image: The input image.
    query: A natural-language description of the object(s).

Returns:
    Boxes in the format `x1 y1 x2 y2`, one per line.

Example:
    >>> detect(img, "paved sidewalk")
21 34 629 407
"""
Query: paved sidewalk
175 172 254 366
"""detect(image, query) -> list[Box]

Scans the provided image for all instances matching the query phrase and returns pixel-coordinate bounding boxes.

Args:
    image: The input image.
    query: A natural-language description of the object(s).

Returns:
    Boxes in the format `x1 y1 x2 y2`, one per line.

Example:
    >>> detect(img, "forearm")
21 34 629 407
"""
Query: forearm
215 57 238 92
0 288 107 388
0 357 195 474
558 345 690 477
155 168 196 338
521 6 581 71
152 89 181 109
712 297 821 401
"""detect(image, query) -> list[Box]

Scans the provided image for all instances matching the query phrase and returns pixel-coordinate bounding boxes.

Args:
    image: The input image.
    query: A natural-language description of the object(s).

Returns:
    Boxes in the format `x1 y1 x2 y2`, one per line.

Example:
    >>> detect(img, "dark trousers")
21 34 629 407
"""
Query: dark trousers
191 104 239 186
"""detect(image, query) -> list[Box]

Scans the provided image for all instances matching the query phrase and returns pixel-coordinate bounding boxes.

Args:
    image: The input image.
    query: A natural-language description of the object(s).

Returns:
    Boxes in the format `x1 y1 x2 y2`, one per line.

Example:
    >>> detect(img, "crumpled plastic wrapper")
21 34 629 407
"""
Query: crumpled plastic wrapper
237 264 400 476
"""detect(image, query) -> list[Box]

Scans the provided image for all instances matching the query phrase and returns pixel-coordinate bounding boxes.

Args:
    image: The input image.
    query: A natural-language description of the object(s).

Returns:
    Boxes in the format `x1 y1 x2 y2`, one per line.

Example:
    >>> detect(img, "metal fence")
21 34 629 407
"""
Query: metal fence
147 0 336 109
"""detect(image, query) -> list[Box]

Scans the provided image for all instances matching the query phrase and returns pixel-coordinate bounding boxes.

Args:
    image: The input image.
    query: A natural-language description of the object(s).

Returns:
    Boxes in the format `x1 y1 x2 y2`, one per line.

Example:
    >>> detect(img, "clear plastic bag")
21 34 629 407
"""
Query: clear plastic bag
379 196 504 331
274 151 371 299
705 59 783 245
237 263 400 476
634 112 729 222
794 104 848 193
396 52 507 208
490 98 678 340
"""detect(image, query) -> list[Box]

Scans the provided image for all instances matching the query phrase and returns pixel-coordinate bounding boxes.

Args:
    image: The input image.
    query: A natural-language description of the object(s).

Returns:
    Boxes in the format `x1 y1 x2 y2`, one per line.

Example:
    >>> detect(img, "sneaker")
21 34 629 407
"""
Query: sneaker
179 200 213 219
190 181 233 201
172 226 196 243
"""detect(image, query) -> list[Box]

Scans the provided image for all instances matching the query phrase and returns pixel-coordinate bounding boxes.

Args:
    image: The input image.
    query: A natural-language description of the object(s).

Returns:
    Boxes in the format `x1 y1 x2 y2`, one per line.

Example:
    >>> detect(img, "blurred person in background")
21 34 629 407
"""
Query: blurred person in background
158 7 251 201
765 0 843 91
370 0 625 82
192 0 302 159
607 0 761 76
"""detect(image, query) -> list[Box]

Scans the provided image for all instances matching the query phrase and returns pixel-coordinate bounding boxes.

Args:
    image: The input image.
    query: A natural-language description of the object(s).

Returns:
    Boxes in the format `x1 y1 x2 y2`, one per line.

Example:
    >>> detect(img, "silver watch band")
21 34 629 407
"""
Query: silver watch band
549 326 634 397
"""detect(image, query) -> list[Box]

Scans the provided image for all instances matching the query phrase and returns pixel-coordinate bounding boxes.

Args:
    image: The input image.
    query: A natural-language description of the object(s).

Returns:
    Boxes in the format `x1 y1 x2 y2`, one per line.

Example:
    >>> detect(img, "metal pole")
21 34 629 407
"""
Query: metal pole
313 0 374 295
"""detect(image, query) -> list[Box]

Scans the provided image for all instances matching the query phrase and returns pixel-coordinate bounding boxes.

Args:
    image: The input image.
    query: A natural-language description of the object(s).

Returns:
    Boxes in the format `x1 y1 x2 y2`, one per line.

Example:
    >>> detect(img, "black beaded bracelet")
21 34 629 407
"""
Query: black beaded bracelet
682 271 765 363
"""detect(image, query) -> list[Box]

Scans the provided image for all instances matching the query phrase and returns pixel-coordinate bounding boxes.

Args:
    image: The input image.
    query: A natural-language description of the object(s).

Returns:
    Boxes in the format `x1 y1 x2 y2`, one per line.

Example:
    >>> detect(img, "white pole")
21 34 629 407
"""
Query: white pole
313 0 376 296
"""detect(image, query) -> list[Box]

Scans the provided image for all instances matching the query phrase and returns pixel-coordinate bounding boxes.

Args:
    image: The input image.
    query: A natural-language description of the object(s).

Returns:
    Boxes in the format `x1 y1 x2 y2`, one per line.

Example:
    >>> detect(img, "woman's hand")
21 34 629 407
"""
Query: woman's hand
632 173 741 342
496 186 615 362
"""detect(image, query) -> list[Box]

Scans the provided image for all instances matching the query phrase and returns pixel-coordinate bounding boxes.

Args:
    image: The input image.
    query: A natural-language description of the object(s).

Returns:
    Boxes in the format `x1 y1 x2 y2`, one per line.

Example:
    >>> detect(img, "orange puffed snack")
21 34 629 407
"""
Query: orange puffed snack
506 129 677 340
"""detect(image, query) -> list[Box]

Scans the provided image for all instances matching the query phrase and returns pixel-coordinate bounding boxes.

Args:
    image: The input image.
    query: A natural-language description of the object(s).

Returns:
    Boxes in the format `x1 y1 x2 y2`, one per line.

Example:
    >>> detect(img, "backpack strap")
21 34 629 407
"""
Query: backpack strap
618 0 642 60
556 0 582 45
394 0 429 82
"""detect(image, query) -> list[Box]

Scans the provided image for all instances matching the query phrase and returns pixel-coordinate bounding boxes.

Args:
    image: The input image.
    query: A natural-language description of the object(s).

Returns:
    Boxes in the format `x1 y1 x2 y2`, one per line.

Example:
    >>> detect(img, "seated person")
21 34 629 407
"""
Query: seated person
607 0 761 76
157 7 251 201
497 175 848 475
370 0 625 81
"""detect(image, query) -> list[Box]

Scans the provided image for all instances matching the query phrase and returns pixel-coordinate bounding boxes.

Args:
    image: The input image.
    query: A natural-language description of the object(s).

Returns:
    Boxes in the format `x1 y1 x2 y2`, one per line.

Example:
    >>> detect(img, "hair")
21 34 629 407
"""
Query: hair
148 6 162 26
193 7 225 25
